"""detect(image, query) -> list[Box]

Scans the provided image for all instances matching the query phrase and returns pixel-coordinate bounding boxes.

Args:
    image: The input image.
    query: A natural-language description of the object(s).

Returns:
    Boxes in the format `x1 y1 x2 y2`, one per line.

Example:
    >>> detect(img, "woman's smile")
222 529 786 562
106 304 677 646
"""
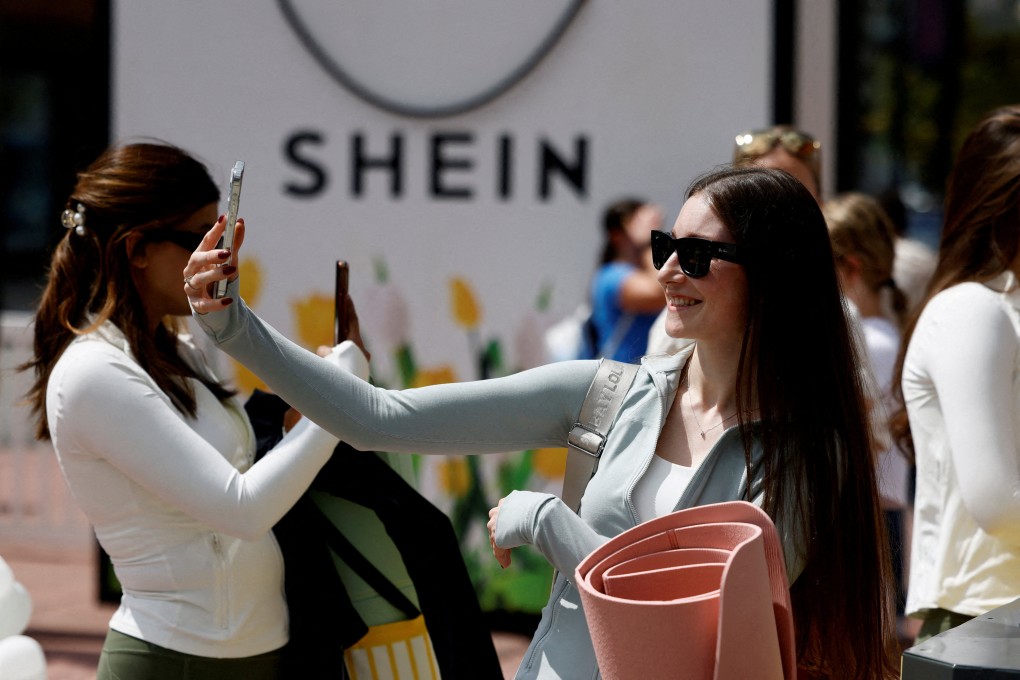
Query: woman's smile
665 292 700 309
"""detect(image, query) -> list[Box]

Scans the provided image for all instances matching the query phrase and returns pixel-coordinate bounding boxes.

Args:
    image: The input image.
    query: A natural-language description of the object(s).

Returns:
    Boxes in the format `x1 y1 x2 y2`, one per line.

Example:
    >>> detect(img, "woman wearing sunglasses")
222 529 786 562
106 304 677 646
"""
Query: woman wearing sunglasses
22 142 370 679
893 106 1020 642
647 126 824 357
189 166 897 679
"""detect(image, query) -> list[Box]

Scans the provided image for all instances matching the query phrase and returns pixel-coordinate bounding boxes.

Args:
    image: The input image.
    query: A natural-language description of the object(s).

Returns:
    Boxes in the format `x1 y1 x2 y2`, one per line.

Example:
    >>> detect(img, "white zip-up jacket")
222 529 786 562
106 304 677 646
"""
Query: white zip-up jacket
195 283 802 678
46 321 367 657
902 272 1020 618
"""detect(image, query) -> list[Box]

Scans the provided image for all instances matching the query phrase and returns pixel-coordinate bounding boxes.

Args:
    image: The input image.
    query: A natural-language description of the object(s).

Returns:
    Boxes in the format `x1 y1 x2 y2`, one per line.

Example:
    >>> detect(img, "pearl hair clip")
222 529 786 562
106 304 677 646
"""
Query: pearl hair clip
61 203 87 236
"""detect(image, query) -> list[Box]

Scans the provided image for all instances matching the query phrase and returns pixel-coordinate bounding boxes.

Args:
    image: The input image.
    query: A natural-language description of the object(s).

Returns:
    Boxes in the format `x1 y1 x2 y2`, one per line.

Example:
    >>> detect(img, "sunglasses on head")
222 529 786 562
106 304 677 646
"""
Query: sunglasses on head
650 230 746 277
733 127 821 178
146 229 206 253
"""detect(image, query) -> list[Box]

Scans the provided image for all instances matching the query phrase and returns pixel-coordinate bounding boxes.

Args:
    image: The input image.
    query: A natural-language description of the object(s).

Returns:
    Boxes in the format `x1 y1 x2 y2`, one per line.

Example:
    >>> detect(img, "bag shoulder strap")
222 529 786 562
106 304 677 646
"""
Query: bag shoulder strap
561 359 639 513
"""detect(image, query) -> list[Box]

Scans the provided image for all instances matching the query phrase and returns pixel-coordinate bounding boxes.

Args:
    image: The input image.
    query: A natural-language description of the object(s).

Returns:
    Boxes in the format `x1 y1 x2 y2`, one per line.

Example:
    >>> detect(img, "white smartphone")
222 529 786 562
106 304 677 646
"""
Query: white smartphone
214 160 245 299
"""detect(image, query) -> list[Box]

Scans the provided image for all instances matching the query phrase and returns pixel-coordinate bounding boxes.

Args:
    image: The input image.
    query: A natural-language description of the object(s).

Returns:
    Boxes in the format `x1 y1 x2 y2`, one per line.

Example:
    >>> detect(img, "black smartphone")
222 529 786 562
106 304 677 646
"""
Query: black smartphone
214 160 245 299
334 260 350 345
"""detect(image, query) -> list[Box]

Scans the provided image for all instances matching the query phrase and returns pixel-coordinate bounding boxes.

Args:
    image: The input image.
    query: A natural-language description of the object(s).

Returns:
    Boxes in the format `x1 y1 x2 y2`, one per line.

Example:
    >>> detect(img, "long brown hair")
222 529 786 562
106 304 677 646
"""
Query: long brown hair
22 141 233 440
691 167 898 678
892 105 1020 454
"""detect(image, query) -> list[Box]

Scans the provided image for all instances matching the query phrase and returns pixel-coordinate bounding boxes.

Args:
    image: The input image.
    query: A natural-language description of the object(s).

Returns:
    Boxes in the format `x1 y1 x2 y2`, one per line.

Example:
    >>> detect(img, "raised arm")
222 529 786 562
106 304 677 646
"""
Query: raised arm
49 339 366 541
185 220 596 456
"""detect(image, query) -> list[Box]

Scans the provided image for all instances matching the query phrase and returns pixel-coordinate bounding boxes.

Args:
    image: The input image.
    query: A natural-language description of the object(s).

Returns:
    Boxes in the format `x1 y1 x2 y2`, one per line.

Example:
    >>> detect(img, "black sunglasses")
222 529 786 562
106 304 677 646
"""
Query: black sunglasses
146 229 206 253
650 230 746 277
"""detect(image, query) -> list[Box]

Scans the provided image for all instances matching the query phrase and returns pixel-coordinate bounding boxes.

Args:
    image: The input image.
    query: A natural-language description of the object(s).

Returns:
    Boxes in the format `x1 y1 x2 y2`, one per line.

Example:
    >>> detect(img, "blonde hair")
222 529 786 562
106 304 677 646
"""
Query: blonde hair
823 192 907 329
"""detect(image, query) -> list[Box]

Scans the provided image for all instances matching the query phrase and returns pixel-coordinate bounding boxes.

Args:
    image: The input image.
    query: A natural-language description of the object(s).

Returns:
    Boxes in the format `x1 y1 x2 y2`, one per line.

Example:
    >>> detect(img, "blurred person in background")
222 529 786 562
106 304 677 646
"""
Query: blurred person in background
878 188 938 316
732 125 822 202
587 198 666 362
824 192 911 629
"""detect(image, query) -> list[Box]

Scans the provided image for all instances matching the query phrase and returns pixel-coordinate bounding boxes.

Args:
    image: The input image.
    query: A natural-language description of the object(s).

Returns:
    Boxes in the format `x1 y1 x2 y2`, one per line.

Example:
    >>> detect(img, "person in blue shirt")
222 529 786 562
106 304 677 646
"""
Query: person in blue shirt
589 198 665 362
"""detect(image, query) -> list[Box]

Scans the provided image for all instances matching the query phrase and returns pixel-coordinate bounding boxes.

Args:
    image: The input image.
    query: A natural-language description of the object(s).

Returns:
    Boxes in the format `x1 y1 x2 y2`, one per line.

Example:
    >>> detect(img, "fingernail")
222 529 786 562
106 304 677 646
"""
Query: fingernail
217 250 230 259
222 298 234 306
218 214 225 223
221 266 237 275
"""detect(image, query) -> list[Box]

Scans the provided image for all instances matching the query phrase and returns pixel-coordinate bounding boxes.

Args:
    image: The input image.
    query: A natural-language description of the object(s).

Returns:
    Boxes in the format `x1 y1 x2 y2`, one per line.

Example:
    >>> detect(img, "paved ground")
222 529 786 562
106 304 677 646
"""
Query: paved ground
5 550 530 679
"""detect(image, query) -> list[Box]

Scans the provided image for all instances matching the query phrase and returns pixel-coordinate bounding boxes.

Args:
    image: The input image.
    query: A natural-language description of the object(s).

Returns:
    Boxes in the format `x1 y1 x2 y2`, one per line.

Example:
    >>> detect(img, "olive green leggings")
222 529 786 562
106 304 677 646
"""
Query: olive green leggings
96 629 282 680
915 608 975 644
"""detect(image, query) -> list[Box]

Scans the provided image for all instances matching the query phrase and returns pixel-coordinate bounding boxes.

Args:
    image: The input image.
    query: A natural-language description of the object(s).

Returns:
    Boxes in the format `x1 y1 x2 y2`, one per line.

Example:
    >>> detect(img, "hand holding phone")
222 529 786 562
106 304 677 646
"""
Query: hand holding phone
332 261 370 360
214 160 245 299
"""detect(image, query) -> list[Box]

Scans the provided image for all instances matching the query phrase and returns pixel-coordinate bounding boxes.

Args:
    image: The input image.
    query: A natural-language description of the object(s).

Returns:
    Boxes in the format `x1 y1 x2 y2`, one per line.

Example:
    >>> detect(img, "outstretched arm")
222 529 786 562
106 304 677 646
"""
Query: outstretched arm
186 218 596 456
196 288 595 456
49 339 365 541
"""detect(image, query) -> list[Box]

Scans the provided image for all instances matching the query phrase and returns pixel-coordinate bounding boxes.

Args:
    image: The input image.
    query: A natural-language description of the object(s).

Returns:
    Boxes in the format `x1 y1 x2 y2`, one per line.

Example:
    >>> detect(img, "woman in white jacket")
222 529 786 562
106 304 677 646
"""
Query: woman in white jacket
893 105 1020 642
21 142 368 679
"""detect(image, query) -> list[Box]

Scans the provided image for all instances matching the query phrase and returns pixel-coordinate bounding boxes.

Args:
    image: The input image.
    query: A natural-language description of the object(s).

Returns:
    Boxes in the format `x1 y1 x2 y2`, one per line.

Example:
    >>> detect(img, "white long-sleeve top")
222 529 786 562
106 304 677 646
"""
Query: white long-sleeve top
902 272 1020 617
45 321 368 657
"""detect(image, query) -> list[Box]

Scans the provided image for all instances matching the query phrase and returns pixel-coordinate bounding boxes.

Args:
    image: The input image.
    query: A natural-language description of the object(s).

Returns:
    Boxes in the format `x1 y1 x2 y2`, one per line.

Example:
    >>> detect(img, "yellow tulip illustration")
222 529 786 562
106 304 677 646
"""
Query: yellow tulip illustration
450 277 481 330
532 447 568 479
438 457 471 497
238 257 263 306
291 293 335 350
410 366 458 388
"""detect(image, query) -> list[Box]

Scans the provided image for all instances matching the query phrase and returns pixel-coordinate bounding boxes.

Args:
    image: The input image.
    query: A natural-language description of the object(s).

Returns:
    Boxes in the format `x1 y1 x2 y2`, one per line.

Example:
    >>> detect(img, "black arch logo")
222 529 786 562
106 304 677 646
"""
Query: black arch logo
276 1 586 119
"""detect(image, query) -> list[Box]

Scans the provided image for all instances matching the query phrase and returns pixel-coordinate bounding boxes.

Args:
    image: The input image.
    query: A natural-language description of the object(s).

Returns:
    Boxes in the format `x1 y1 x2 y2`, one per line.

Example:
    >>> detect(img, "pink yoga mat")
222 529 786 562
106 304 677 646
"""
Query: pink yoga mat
574 501 796 680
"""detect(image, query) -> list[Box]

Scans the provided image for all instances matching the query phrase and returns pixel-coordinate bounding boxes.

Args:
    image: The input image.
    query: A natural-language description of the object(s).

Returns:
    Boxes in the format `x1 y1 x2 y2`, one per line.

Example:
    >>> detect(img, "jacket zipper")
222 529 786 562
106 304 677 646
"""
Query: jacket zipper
212 532 229 630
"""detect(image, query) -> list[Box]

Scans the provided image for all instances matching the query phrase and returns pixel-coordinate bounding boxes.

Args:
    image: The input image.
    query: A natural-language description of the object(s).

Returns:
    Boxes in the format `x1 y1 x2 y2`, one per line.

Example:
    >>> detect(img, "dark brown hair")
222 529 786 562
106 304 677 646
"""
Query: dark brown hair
599 197 647 264
22 141 232 439
892 105 1020 455
691 167 898 679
